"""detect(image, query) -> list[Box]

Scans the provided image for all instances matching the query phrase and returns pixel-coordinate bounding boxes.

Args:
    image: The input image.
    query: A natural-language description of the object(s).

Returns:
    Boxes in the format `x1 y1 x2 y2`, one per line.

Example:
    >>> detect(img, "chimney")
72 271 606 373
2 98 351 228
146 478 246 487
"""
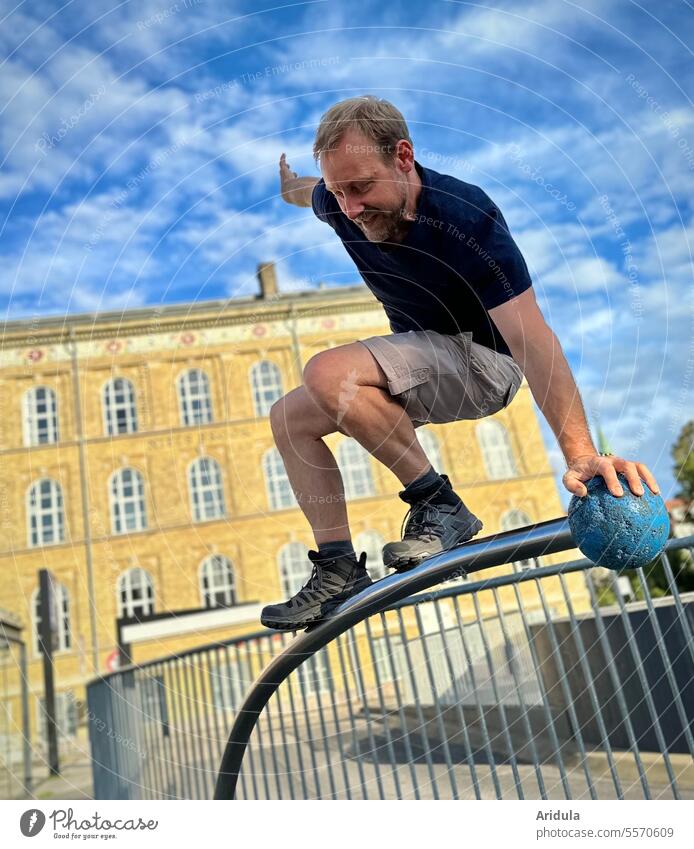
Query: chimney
257 262 278 299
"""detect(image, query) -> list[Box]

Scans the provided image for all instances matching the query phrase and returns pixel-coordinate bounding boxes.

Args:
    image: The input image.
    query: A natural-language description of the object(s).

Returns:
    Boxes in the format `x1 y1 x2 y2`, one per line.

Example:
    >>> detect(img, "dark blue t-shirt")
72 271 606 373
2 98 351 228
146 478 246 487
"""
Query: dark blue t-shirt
311 160 532 356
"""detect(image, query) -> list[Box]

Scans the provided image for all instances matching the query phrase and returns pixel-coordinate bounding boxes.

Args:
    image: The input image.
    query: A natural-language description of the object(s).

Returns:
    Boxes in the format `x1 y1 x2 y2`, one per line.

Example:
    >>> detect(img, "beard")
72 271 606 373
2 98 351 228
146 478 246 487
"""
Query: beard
355 187 413 244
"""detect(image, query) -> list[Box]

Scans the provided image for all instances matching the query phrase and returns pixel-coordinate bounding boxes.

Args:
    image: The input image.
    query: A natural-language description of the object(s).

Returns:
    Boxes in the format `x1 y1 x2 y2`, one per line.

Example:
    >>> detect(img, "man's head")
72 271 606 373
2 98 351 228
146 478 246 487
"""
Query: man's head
313 96 420 243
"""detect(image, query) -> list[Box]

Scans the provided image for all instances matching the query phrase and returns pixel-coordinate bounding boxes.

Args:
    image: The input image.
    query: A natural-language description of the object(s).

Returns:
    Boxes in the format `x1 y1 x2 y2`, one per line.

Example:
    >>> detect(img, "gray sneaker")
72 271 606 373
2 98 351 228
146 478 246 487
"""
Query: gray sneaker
382 475 483 572
260 550 372 631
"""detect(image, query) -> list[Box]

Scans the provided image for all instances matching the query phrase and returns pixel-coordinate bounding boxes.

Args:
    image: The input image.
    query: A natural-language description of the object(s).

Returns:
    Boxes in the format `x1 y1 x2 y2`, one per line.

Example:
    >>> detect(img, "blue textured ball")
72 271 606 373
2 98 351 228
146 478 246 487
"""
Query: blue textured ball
568 472 670 570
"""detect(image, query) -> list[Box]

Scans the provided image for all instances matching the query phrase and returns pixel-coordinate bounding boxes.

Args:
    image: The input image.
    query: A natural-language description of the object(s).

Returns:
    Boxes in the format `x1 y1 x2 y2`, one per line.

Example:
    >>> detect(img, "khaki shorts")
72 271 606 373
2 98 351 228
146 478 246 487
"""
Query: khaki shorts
359 329 523 427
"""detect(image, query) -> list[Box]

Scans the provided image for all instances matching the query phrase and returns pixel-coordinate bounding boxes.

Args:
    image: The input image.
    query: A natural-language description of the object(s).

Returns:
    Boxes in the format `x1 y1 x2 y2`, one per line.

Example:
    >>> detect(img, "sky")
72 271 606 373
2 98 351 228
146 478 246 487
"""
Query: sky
0 0 692 507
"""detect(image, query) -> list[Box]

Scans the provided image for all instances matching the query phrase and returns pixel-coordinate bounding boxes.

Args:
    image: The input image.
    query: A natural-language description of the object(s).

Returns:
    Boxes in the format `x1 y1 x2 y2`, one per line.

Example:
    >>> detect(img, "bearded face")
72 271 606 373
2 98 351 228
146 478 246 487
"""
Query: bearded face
321 130 419 244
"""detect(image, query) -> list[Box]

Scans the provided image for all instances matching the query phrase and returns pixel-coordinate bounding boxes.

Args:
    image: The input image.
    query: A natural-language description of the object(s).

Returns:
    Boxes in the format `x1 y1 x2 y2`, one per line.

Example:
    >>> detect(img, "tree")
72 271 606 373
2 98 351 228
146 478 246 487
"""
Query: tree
672 420 694 505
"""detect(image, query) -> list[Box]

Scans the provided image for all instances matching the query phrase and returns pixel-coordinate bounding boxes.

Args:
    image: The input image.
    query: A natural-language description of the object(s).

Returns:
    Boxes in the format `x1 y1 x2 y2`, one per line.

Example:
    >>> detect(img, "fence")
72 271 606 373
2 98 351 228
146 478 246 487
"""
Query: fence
86 519 694 800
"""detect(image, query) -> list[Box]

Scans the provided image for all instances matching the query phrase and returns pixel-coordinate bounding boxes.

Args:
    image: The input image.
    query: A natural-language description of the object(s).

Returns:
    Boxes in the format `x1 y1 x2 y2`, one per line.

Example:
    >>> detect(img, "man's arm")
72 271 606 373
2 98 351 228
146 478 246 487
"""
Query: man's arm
489 288 660 498
279 153 318 207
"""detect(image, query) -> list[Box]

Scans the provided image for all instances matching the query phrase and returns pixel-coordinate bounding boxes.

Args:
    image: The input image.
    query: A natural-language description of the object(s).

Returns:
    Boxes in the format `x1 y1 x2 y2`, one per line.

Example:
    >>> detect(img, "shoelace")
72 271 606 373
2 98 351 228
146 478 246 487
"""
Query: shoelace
295 552 367 603
296 563 326 603
400 500 445 541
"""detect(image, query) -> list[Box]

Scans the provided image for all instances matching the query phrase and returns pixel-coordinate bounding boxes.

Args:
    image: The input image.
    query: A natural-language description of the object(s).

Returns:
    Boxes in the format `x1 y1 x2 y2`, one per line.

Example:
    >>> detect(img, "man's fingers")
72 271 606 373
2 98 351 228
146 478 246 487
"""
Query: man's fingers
619 461 644 496
636 462 660 494
599 461 623 496
563 471 588 498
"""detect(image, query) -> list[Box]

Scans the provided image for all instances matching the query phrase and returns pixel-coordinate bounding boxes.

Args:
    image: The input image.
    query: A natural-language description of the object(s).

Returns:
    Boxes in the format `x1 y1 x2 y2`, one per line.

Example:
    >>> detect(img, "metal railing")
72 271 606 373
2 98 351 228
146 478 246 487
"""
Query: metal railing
86 520 694 800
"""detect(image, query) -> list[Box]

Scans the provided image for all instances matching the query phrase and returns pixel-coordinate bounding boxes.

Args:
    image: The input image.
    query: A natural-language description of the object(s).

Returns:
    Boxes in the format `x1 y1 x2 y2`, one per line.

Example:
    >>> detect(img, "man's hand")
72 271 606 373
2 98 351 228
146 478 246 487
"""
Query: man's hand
279 152 298 187
279 153 318 207
563 453 660 498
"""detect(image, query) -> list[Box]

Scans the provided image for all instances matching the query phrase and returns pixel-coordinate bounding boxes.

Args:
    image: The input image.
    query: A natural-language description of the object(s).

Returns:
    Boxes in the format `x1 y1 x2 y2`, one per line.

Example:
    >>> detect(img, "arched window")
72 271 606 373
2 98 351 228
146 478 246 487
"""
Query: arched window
117 568 155 618
476 420 518 479
32 583 71 654
109 468 147 534
22 386 58 446
355 530 387 581
103 378 138 435
500 508 539 571
336 439 375 499
278 542 311 597
418 428 444 475
177 369 213 426
189 457 226 522
200 555 236 608
250 361 283 417
263 448 297 510
26 479 65 547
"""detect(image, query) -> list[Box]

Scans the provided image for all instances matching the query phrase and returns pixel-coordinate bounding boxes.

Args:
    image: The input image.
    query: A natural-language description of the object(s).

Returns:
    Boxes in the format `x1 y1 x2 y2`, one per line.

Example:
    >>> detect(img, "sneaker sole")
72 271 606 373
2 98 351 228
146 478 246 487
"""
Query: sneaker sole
385 519 484 573
260 576 372 631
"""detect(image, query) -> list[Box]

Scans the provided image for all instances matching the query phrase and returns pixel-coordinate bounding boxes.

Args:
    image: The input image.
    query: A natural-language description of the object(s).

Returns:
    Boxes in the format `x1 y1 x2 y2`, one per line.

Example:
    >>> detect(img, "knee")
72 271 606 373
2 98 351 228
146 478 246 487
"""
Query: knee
269 394 292 442
302 351 332 399
303 350 350 414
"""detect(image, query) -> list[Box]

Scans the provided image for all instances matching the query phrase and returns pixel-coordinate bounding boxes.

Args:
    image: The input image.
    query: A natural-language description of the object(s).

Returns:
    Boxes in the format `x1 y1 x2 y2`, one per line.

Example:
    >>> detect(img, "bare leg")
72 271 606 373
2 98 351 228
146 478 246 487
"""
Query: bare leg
302 341 432 484
270 343 433 547
270 386 354 546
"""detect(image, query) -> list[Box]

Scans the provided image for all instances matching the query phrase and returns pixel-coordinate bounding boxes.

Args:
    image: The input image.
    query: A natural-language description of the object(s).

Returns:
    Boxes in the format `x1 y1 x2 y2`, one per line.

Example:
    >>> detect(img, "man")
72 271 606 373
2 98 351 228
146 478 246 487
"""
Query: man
260 95 659 631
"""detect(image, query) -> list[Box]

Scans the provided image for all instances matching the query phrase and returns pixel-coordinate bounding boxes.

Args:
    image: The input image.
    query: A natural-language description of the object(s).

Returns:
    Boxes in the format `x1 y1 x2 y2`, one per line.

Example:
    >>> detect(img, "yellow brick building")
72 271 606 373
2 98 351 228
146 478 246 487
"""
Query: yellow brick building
0 263 586 761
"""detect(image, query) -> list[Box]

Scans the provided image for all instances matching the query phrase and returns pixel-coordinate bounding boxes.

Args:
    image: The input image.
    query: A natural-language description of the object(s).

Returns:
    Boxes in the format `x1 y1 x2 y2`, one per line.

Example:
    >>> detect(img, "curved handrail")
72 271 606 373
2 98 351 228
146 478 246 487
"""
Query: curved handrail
214 515 575 799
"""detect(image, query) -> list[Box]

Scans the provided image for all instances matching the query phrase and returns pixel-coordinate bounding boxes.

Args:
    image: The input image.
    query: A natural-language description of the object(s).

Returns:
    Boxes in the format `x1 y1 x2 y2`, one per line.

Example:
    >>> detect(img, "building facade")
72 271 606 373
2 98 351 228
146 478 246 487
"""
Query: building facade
0 263 586 759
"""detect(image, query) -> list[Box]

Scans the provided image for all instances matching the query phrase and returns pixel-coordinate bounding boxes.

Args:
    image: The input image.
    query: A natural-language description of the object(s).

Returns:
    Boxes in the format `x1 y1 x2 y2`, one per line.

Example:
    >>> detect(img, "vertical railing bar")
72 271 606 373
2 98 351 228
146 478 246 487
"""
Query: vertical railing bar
322 642 353 800
490 588 547 800
259 637 287 799
291 641 324 799
172 657 201 800
198 650 227 798
207 648 237 798
658 553 694 670
255 650 284 801
266 637 296 800
411 604 459 799
583 572 652 799
151 664 172 799
345 627 386 799
152 665 173 800
277 644 311 801
608 573 681 799
363 617 403 799
154 662 176 800
450 596 504 799
379 611 421 800
643 558 694 760
165 660 187 799
394 607 440 800
225 643 260 800
182 654 210 799
265 670 298 801
508 585 581 800
335 633 369 799
160 662 183 799
214 645 248 800
231 641 271 800
431 598 481 799
134 670 157 800
534 576 607 800
470 592 525 800
554 575 617 799
306 648 339 799
182 656 207 801
109 675 127 798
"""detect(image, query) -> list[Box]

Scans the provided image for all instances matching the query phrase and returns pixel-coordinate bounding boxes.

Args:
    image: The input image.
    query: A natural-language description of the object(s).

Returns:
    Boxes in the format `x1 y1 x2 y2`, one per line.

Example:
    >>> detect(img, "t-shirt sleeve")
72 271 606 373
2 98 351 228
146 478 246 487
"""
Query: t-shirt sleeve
311 178 340 227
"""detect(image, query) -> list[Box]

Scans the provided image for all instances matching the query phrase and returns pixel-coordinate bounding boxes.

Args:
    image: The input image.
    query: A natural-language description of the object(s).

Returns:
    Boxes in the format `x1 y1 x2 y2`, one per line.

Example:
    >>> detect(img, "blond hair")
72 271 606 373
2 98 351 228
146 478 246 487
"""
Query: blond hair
312 95 412 165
